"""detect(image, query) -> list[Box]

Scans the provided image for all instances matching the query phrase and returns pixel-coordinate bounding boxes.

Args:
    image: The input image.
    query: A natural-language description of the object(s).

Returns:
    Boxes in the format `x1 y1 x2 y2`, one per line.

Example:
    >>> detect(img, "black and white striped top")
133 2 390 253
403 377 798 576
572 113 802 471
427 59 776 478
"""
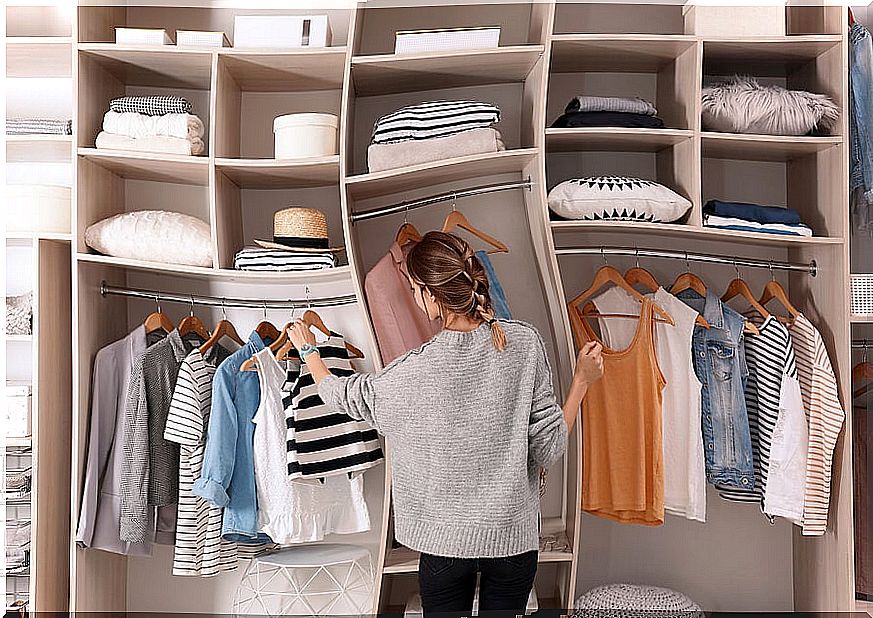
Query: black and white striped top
371 100 501 145
284 332 384 481
233 246 336 272
716 316 798 509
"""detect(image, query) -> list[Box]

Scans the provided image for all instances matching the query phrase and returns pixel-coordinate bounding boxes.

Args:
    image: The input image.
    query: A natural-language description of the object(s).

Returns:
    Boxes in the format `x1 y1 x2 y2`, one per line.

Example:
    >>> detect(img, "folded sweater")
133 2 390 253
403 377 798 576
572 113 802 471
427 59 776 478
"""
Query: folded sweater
109 95 192 116
95 131 205 156
704 199 802 225
565 96 657 116
552 111 665 129
367 127 504 173
103 111 205 140
372 100 500 144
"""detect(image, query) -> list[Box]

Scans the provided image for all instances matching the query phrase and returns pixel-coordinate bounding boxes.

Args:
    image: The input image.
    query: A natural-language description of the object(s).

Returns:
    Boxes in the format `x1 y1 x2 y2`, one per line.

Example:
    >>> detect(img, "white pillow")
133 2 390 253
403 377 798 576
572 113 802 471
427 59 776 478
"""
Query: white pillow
548 176 692 223
85 210 214 267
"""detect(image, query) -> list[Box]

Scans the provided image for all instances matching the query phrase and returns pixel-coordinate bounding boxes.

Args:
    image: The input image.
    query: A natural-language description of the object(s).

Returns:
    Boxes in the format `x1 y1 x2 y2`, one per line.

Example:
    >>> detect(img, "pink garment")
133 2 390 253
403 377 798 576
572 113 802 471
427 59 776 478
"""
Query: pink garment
364 241 441 365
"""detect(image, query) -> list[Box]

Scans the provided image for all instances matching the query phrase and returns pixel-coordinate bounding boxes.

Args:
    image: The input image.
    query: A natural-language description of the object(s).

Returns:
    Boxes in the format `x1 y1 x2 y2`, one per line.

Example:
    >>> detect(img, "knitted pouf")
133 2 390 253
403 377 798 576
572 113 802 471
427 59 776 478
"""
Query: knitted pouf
573 584 703 618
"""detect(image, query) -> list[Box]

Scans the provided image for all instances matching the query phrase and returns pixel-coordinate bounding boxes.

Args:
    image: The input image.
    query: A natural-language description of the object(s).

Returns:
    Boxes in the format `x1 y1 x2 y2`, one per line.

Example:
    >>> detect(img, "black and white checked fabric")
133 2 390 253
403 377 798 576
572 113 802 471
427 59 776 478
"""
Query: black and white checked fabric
233 246 336 272
371 100 500 144
284 332 383 481
6 118 72 135
110 95 192 116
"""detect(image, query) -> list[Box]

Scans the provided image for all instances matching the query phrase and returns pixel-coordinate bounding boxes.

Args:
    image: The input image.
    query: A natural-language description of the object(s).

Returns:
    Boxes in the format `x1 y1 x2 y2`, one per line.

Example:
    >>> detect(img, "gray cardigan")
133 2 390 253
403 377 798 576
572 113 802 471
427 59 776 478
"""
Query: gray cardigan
318 319 567 558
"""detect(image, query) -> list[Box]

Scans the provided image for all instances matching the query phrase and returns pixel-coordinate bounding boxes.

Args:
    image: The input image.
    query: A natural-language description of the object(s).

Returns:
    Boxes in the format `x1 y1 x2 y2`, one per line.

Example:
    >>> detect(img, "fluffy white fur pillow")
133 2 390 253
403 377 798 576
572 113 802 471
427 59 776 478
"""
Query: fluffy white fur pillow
702 76 839 136
85 210 214 267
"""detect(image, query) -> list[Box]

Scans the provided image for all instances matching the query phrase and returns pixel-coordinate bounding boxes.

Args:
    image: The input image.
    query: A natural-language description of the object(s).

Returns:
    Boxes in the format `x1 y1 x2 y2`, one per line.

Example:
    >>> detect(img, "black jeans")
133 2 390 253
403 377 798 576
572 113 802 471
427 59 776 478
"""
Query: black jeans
418 550 538 617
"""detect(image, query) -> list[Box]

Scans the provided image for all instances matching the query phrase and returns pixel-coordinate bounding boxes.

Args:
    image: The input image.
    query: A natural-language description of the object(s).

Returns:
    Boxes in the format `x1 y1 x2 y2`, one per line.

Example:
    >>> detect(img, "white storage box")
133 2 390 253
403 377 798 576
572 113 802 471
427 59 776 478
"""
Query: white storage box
273 113 338 160
5 185 71 234
683 2 786 37
852 274 873 315
115 27 172 46
176 30 229 48
234 15 331 49
395 26 501 54
5 384 32 438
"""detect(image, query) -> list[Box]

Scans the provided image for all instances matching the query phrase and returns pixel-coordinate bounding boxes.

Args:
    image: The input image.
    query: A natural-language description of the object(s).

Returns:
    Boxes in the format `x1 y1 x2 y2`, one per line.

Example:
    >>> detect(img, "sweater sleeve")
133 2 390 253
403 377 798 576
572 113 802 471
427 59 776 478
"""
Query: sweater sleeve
528 335 568 469
318 372 385 435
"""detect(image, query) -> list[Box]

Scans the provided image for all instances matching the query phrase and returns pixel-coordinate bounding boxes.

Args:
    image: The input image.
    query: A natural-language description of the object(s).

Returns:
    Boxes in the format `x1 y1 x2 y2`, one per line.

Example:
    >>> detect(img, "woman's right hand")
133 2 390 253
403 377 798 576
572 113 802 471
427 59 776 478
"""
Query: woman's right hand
574 341 603 386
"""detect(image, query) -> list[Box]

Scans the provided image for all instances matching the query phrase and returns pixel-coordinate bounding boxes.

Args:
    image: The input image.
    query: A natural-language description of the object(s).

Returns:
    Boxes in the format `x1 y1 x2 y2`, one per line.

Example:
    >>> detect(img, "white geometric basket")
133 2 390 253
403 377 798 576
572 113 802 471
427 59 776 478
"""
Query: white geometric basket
852 274 873 315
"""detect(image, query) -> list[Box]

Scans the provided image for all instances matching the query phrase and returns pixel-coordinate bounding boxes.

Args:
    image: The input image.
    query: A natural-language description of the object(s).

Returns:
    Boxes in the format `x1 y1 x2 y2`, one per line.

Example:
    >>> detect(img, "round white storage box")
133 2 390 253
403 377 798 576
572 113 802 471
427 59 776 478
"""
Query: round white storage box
233 544 375 615
273 113 338 160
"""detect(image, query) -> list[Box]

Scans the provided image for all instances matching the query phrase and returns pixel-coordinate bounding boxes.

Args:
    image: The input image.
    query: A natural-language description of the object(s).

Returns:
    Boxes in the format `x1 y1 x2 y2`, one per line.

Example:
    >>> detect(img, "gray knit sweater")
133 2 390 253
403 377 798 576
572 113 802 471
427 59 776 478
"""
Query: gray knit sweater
318 319 567 558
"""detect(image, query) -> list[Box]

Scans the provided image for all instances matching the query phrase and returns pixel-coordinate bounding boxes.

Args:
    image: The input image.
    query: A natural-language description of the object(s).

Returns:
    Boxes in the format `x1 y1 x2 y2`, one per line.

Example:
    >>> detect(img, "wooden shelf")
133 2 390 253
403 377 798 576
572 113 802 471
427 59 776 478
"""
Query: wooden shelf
76 253 218 277
218 48 347 91
704 36 841 76
6 232 72 242
77 148 209 185
7 135 72 162
216 156 339 189
851 314 873 324
351 45 544 96
550 34 697 72
7 36 72 78
346 148 537 201
5 335 33 342
5 436 32 449
702 132 842 162
546 128 693 152
78 43 213 89
550 220 843 246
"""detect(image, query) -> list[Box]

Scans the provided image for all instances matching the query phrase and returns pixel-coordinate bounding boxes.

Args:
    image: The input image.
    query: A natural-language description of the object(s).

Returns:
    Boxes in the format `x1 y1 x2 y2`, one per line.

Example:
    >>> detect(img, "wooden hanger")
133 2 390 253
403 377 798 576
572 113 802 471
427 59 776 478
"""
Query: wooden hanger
758 266 800 320
276 309 365 361
199 300 244 354
568 263 674 327
623 255 659 293
853 342 873 399
670 272 707 297
720 269 764 335
144 292 174 335
177 295 210 341
442 207 509 255
395 222 422 247
254 301 281 345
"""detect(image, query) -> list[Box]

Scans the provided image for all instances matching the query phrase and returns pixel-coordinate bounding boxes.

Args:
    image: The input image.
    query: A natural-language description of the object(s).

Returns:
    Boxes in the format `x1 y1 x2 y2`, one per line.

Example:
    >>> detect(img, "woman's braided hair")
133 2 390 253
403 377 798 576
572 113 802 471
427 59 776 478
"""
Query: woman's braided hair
406 231 506 351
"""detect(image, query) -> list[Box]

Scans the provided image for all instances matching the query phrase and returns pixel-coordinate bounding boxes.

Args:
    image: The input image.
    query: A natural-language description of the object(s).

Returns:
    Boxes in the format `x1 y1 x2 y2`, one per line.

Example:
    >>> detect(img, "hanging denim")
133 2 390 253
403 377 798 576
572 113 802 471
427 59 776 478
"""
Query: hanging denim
850 23 873 231
476 250 512 320
675 289 755 489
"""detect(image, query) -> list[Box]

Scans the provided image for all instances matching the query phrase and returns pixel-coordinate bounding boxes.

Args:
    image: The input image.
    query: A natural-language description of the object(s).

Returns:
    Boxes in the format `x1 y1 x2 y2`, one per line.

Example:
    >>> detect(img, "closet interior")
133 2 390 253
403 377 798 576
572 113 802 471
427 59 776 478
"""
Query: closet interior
5 0 851 614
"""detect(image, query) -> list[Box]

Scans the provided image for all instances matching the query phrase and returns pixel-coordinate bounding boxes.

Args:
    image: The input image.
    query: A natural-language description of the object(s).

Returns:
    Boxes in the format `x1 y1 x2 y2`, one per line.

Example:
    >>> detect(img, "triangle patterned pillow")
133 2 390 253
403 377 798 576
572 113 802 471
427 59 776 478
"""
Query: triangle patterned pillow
547 176 692 223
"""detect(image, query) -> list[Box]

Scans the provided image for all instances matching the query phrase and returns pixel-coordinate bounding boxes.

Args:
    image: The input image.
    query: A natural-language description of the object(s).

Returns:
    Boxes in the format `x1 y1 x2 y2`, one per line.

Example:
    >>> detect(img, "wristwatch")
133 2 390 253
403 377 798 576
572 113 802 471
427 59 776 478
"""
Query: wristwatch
299 343 319 360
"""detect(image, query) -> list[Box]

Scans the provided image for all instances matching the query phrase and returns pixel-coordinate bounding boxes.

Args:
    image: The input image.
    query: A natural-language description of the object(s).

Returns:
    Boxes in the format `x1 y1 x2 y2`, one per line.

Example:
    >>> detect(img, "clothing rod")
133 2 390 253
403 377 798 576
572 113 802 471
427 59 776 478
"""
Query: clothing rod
350 178 533 223
553 246 817 276
853 340 873 348
99 282 358 309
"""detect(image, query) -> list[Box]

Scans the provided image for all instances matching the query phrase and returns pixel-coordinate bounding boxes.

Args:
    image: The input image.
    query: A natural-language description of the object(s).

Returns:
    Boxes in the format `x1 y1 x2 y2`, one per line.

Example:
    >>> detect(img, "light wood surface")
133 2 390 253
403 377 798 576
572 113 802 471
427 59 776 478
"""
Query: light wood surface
550 34 697 72
704 36 842 77
76 252 217 277
7 135 73 163
219 48 347 91
77 44 213 89
77 148 210 185
215 156 340 188
6 37 72 77
546 128 693 152
351 45 544 96
703 132 843 162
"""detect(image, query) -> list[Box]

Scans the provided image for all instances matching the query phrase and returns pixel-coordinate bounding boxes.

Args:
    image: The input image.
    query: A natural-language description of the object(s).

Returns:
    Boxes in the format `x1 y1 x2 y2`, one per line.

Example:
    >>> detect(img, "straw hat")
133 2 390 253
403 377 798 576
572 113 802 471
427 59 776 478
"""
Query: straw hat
255 207 344 253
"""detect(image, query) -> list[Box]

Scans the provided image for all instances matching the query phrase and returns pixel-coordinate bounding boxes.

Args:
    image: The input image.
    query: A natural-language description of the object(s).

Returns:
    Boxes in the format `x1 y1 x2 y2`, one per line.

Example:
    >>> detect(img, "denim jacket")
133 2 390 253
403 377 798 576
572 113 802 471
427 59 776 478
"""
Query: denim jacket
676 290 755 488
192 331 273 543
851 23 873 230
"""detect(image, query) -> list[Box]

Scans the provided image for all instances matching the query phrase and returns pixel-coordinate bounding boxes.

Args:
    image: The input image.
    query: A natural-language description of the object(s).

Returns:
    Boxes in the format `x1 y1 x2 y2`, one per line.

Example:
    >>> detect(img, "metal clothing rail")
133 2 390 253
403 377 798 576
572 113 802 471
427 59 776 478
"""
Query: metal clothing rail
100 282 358 309
853 340 873 349
554 246 817 276
349 178 533 223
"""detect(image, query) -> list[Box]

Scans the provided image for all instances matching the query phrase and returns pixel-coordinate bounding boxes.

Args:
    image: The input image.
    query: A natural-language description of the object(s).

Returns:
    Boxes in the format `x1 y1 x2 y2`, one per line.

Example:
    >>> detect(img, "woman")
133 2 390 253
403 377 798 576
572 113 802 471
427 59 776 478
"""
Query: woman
289 231 603 616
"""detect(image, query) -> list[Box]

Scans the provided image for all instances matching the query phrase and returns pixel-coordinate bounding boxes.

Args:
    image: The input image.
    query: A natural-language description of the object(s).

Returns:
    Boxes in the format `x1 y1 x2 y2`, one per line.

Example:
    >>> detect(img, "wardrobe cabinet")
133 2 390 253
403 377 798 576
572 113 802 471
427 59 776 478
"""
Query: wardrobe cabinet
65 1 856 614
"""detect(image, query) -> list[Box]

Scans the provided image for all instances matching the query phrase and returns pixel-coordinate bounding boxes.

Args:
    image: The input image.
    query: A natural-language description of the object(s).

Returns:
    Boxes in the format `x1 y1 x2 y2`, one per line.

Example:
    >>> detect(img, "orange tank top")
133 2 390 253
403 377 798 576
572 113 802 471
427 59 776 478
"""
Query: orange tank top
574 297 666 526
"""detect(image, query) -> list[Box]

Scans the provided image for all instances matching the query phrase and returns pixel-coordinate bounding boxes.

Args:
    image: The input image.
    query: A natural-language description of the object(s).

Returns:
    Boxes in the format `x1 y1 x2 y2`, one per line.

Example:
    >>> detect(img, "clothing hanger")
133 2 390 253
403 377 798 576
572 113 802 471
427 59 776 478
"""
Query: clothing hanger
441 192 509 255
664 253 711 329
623 250 659 293
242 304 299 372
177 295 210 340
395 206 422 246
274 287 366 362
853 342 873 399
758 262 800 321
199 299 244 354
254 301 281 345
143 292 174 335
721 261 765 334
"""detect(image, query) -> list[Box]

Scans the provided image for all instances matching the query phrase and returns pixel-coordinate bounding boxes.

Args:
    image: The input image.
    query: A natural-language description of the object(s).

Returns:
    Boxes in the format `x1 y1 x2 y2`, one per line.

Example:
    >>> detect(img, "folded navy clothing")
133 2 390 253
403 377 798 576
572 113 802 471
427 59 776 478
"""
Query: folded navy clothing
551 111 665 129
703 199 802 225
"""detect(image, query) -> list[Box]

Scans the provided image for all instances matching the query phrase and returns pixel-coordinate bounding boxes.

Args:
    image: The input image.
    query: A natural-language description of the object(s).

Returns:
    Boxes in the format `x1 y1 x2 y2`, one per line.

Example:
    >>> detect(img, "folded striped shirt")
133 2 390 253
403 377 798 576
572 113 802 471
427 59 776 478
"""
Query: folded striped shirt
7 118 72 135
371 100 500 144
565 96 657 116
704 214 813 237
110 95 192 116
233 246 336 272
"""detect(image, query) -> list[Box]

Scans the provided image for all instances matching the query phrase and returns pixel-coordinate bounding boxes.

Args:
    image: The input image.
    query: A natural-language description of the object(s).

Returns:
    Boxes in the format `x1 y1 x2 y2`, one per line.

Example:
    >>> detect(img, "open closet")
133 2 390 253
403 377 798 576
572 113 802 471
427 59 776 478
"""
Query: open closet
64 1 856 614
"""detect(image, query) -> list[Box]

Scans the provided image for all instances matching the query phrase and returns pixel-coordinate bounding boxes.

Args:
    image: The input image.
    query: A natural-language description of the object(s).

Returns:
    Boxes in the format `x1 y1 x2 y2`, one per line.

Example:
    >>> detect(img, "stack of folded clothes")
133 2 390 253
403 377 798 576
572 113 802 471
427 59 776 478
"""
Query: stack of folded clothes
367 100 504 172
552 96 665 129
95 95 205 155
233 246 337 272
703 199 813 237
6 118 72 135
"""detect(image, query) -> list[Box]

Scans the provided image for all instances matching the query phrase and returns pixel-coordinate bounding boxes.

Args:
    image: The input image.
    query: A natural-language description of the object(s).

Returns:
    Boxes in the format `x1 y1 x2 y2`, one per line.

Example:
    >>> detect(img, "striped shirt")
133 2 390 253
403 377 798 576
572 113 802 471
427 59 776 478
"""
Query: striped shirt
284 332 384 481
371 100 500 144
790 314 845 535
233 246 336 272
164 347 236 577
717 316 798 511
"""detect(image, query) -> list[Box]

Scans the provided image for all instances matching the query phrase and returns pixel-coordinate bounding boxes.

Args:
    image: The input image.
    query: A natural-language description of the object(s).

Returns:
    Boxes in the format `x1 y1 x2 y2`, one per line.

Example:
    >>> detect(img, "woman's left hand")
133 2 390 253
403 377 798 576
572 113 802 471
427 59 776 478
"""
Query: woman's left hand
288 320 316 352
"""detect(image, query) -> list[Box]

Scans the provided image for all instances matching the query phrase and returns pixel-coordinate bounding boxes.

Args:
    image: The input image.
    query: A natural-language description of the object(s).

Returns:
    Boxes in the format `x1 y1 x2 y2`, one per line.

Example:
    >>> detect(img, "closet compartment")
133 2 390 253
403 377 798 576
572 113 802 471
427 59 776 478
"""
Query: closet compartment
213 50 345 161
553 3 684 36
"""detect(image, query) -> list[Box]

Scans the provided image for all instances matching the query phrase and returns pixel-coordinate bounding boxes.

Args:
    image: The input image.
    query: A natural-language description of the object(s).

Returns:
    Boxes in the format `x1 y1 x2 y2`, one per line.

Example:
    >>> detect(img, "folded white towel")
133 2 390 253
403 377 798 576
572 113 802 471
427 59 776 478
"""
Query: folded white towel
367 127 504 173
95 131 205 156
102 111 205 140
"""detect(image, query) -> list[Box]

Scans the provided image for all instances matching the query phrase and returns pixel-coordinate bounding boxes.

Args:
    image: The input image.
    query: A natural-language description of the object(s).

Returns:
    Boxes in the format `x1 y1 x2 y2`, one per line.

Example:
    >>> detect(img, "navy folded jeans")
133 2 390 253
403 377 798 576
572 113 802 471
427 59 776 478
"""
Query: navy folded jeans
703 199 801 224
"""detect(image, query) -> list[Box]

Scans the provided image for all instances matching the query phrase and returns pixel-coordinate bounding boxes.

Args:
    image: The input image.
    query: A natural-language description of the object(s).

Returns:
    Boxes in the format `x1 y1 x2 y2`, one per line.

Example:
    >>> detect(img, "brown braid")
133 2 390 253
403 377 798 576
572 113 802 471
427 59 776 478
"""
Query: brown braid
406 231 507 351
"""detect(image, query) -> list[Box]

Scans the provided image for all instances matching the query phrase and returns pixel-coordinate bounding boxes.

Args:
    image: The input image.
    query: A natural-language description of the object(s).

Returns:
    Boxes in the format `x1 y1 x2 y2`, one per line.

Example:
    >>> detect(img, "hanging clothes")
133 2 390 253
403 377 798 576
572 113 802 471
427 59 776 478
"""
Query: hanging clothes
475 250 512 320
850 23 873 231
164 347 237 577
76 326 170 555
252 347 370 545
789 314 845 535
285 332 384 481
580 298 666 526
364 241 441 364
192 332 274 544
855 387 873 596
593 287 706 523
